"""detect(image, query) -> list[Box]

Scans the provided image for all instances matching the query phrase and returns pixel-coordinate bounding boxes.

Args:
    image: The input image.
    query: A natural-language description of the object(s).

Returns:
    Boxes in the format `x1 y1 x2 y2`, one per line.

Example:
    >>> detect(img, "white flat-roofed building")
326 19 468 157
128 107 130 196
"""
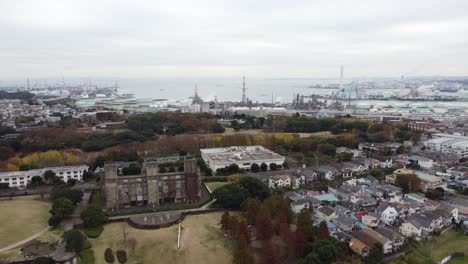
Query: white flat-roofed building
201 145 285 173
424 134 468 158
0 165 88 188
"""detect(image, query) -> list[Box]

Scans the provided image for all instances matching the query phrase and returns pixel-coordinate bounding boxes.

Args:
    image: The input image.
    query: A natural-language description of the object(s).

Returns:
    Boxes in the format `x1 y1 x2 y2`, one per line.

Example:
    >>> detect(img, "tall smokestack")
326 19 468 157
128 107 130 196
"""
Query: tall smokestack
242 76 246 104
339 65 344 89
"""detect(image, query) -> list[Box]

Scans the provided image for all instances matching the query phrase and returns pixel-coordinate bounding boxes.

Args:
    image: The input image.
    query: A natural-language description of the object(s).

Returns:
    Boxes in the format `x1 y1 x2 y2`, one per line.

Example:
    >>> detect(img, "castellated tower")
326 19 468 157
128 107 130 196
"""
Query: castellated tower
145 161 160 208
104 163 118 210
184 159 201 200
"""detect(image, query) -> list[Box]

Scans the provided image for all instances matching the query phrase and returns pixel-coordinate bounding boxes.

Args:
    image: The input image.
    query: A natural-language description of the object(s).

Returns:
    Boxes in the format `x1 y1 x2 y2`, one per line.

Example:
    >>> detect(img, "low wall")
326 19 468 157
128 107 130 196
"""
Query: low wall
126 208 224 230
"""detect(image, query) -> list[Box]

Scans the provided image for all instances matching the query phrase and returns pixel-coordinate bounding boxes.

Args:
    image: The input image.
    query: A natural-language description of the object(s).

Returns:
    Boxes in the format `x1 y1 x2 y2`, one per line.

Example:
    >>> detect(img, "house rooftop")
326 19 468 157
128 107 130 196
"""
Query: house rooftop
318 206 335 216
313 193 339 202
350 237 369 252
375 226 404 242
415 171 442 182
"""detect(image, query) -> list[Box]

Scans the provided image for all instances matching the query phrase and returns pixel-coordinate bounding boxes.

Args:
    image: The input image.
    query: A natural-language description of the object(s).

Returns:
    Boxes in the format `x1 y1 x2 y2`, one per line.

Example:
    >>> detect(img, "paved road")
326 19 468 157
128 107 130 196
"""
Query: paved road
0 226 51 254
62 192 92 231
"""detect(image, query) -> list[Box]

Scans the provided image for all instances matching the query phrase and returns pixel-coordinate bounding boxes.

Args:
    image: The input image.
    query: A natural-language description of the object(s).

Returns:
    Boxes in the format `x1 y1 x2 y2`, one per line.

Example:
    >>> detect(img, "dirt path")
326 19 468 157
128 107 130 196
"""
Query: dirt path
0 226 51 253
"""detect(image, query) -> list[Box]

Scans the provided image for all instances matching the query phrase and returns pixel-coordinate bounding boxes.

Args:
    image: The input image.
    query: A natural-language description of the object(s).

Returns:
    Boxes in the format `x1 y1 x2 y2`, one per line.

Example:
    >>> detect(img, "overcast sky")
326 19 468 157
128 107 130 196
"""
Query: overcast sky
1 0 468 80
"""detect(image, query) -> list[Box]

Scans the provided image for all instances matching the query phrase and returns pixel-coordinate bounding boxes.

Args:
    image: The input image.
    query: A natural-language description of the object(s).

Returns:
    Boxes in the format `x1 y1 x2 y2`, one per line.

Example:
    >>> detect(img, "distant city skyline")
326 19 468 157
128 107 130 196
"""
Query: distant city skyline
1 0 468 79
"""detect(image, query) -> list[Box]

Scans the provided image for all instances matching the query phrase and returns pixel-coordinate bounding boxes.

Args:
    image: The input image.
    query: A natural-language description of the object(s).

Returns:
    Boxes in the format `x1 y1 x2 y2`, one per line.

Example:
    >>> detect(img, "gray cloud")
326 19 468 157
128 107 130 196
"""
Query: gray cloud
1 0 468 79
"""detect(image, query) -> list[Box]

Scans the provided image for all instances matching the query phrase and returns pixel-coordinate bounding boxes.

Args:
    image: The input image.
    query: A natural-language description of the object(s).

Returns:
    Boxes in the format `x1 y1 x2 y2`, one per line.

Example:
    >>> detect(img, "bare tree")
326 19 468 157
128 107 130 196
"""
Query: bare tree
122 223 128 244
128 237 137 255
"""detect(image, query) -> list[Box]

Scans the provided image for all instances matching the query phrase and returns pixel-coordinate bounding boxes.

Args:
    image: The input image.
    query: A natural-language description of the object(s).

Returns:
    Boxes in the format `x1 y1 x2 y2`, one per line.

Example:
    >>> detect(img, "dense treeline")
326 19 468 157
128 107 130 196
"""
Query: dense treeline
264 116 370 134
0 90 35 100
4 128 147 153
127 112 224 137
212 176 270 208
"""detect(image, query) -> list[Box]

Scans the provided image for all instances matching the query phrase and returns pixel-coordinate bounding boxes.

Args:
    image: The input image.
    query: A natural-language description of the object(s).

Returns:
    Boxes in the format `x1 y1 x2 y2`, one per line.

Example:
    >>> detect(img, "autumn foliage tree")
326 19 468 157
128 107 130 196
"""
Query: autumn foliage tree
396 173 421 193
260 241 282 264
221 211 231 233
256 214 273 241
316 221 330 240
243 198 261 225
296 209 313 240
236 219 251 244
233 236 255 264
294 231 307 257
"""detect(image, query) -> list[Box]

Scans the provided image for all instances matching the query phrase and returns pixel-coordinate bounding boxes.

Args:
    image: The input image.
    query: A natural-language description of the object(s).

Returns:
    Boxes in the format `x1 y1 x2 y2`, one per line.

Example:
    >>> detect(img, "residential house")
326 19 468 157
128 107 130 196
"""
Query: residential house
375 227 405 251
424 199 440 211
333 215 355 232
283 191 303 203
361 214 380 228
334 205 351 216
352 228 393 254
375 156 393 168
336 147 364 158
376 184 403 201
315 166 338 181
378 205 399 226
313 193 340 204
433 202 459 225
291 168 317 185
316 206 336 221
291 199 310 214
305 196 321 209
268 175 291 189
349 238 370 257
399 213 442 239
408 155 434 169
345 162 369 176
404 193 427 204
360 197 378 208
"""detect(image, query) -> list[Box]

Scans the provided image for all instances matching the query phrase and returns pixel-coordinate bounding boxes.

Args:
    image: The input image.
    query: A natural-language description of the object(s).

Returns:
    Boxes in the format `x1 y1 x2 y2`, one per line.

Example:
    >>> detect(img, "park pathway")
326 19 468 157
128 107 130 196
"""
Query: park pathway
109 198 217 221
0 226 51 254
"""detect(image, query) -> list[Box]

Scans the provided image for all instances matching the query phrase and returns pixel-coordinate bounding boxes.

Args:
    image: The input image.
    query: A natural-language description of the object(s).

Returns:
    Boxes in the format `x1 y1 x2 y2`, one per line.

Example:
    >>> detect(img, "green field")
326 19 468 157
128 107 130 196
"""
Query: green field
386 252 430 264
90 212 232 264
205 182 230 192
0 200 51 249
413 229 468 262
449 256 468 264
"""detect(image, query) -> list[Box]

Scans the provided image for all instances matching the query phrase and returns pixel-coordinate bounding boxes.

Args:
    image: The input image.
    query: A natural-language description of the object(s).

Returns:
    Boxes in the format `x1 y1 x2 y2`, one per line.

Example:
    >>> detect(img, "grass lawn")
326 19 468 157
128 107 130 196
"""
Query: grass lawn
0 194 49 202
414 229 468 262
222 128 263 135
90 212 232 264
205 182 230 192
448 256 468 264
0 228 64 260
0 200 51 249
386 252 432 264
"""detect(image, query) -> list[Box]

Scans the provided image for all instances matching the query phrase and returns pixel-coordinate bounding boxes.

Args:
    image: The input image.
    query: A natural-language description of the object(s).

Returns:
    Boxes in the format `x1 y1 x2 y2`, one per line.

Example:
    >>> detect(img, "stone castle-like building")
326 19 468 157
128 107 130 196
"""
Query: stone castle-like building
102 159 201 210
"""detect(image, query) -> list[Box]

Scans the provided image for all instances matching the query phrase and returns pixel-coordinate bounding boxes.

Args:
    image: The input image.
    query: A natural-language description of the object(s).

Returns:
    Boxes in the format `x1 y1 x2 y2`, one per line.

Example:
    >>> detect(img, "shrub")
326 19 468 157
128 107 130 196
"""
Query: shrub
81 205 108 228
104 248 115 263
82 239 92 251
116 250 128 263
63 230 86 253
84 226 104 238
269 163 277 171
48 215 62 227
251 163 260 172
